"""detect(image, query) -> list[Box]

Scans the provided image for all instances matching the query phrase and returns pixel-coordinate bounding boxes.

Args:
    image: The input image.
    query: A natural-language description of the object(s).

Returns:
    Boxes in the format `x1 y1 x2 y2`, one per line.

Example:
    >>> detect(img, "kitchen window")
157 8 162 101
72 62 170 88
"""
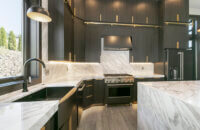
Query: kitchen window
0 0 42 95
0 0 23 78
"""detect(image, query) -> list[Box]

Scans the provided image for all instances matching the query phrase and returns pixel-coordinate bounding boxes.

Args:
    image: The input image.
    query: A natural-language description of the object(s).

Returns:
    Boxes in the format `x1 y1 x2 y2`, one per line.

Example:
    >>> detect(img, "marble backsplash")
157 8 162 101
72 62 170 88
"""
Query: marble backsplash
43 61 155 83
43 62 104 83
100 51 133 74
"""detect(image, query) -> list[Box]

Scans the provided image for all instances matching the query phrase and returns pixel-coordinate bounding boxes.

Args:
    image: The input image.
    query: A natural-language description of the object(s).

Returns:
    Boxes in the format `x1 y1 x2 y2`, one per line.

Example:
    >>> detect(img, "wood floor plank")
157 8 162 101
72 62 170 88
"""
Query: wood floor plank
78 104 137 130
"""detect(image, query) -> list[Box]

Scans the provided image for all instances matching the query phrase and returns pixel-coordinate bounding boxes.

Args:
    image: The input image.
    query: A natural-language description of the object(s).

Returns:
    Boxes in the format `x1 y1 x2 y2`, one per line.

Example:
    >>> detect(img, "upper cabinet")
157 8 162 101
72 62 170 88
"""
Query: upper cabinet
48 0 74 61
74 0 85 19
85 0 102 22
162 25 189 49
163 0 189 22
85 0 159 24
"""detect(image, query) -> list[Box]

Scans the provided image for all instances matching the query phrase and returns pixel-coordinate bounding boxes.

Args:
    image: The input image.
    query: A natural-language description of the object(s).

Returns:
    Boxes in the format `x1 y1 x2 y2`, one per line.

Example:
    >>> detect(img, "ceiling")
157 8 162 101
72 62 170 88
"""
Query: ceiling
190 0 200 15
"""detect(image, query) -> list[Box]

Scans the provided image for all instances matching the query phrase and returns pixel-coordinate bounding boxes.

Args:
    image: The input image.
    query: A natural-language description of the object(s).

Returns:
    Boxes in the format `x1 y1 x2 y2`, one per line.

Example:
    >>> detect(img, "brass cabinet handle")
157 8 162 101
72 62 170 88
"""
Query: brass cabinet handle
86 85 93 88
86 95 93 98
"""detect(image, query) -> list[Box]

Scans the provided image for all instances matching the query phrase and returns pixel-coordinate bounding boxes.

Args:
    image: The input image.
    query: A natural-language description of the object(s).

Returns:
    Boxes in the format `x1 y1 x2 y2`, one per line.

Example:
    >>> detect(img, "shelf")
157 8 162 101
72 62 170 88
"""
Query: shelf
84 21 160 28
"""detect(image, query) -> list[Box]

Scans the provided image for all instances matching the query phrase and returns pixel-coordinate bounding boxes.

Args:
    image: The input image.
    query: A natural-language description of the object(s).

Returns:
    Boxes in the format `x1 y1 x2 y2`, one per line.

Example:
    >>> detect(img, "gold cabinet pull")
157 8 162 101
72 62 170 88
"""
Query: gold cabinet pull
177 14 180 22
86 95 93 98
146 56 149 62
116 15 119 22
176 41 180 49
100 14 102 21
146 17 149 24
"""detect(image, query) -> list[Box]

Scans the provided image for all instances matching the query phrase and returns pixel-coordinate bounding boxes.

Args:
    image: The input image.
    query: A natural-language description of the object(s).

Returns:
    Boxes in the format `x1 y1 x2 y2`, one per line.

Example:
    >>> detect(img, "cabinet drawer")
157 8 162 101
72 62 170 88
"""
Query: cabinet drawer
83 96 94 108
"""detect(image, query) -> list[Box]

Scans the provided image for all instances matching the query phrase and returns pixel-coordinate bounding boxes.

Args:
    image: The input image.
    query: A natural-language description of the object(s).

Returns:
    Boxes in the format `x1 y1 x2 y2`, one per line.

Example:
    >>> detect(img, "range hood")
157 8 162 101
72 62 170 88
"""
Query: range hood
103 36 132 51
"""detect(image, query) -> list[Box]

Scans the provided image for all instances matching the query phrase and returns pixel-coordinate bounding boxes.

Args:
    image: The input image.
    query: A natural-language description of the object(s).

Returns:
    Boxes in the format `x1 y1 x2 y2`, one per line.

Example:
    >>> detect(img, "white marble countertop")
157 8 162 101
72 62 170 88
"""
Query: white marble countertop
132 73 165 78
0 101 59 130
0 76 104 130
138 81 200 107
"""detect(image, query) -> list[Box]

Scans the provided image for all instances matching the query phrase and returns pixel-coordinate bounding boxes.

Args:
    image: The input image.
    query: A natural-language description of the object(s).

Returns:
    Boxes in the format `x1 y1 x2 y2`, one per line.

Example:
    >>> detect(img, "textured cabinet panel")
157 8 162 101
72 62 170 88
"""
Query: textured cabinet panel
163 25 189 49
132 27 159 62
85 0 102 21
163 0 189 22
48 0 74 61
74 18 85 61
74 0 85 19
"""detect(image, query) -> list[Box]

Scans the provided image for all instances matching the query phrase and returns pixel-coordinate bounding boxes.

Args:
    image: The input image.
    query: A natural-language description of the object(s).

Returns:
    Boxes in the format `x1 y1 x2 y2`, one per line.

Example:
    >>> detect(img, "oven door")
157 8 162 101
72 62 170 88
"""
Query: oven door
105 84 133 104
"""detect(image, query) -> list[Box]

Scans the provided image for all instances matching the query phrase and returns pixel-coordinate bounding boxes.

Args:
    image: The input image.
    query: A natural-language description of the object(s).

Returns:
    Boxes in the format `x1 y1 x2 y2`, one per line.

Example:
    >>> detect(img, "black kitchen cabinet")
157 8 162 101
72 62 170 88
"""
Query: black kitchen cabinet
162 25 189 49
85 0 102 22
48 0 74 61
58 89 77 130
43 112 58 130
74 0 85 19
133 77 165 101
82 79 94 109
74 18 86 61
163 0 189 22
131 27 159 62
94 79 105 104
85 24 105 62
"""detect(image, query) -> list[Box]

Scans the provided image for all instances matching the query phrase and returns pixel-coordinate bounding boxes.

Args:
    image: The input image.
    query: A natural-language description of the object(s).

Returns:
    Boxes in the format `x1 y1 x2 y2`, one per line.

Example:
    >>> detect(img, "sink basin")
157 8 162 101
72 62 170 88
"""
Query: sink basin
14 87 73 102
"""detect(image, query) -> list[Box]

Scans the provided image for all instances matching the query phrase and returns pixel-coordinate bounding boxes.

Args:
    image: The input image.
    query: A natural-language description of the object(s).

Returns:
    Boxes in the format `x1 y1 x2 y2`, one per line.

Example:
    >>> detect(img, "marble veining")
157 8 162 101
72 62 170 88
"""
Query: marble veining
0 101 58 130
138 81 200 130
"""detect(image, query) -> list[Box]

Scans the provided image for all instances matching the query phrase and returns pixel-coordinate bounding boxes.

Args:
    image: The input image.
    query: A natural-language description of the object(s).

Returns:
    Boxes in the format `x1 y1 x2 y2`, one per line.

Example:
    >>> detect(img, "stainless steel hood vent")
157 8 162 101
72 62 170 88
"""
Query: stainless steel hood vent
103 36 132 51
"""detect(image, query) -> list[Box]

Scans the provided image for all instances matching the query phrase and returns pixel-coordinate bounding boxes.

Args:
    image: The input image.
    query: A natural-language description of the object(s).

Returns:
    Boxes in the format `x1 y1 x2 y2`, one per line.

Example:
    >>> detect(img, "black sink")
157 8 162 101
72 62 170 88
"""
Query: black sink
14 87 73 102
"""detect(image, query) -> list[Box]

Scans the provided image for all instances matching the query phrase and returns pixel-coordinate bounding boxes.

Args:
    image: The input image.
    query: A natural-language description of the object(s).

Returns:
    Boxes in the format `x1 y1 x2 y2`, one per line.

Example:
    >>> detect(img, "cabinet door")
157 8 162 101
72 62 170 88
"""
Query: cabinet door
103 0 115 22
94 79 105 104
74 0 85 19
146 0 159 25
85 0 102 21
163 25 188 49
74 18 85 61
64 5 74 61
113 0 130 23
48 0 65 60
132 28 159 62
164 0 189 22
85 25 104 62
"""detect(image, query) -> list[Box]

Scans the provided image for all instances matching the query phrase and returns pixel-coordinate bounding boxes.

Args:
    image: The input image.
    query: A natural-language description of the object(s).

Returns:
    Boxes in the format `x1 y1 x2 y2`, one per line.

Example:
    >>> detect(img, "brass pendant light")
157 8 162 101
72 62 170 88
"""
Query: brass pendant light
27 6 52 23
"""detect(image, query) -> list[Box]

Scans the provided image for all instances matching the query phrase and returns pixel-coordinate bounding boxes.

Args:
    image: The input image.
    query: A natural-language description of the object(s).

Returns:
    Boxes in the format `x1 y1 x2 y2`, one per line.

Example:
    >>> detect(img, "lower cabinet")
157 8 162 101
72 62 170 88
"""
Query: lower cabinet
82 79 105 109
133 77 165 101
82 79 94 109
94 79 105 104
43 112 58 130
58 90 77 130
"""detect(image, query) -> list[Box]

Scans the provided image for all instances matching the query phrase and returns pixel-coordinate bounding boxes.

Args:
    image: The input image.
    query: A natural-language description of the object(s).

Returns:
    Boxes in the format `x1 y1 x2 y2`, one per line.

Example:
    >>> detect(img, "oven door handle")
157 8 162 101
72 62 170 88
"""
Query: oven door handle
107 84 133 86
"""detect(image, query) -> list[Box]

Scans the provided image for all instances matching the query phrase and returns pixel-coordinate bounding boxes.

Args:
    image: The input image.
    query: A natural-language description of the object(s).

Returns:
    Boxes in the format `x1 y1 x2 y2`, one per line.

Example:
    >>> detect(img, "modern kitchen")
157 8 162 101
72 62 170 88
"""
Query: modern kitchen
0 0 200 130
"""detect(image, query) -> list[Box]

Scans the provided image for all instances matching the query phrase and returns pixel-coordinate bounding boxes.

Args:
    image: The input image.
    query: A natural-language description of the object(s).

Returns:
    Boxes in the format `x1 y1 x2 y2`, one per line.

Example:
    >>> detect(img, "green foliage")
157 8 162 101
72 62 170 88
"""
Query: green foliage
18 35 22 51
0 27 8 48
8 31 17 50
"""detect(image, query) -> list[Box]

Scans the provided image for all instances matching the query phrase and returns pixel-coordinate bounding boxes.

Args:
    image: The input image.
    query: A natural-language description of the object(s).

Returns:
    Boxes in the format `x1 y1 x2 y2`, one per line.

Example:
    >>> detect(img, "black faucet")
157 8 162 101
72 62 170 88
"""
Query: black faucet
23 58 46 92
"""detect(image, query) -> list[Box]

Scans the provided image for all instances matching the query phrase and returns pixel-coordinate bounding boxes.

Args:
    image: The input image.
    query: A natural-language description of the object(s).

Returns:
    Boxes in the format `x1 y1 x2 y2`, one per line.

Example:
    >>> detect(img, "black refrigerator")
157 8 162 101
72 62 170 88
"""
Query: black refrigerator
164 48 194 81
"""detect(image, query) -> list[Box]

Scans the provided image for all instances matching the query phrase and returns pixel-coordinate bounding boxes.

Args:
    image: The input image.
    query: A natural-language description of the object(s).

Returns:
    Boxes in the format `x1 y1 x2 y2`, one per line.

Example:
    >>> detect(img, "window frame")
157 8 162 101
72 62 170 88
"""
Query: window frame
0 0 42 94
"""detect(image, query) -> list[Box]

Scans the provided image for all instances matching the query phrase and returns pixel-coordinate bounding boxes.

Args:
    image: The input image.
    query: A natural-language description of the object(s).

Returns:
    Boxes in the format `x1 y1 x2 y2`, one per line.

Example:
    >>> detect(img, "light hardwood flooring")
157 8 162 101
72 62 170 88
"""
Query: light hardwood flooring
78 104 137 130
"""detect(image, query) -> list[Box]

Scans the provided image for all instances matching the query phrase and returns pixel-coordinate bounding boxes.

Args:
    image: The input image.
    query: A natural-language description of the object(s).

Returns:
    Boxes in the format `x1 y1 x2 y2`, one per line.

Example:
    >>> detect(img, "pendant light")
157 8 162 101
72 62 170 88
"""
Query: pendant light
27 6 52 23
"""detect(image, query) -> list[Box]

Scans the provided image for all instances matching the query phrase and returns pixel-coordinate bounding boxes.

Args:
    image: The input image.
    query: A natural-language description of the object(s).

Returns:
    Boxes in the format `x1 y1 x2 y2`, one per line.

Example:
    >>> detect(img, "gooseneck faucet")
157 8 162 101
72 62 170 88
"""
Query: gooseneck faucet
23 58 46 92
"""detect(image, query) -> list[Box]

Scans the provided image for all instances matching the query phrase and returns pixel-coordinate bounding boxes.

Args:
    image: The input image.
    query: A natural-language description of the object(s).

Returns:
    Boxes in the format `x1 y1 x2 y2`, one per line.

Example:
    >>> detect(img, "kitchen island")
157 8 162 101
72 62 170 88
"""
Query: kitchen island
138 81 200 130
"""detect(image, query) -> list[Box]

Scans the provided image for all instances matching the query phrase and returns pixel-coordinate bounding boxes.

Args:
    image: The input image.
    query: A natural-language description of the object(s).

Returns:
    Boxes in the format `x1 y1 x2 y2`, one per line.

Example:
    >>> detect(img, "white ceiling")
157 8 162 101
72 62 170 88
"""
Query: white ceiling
190 0 200 15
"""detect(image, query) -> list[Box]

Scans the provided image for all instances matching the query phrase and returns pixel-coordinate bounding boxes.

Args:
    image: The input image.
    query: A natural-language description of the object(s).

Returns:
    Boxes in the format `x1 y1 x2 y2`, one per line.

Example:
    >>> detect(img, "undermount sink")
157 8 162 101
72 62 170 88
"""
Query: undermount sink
14 87 73 102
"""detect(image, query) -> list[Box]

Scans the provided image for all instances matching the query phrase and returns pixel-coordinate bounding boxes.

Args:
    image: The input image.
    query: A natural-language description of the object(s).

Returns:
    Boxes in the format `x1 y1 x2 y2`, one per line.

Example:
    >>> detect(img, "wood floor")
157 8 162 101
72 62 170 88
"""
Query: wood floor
78 104 137 130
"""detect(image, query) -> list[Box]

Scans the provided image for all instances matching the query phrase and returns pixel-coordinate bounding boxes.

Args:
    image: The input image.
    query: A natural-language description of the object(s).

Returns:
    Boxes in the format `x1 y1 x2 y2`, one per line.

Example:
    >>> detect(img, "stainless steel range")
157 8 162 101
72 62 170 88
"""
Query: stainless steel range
104 74 134 105
104 74 134 84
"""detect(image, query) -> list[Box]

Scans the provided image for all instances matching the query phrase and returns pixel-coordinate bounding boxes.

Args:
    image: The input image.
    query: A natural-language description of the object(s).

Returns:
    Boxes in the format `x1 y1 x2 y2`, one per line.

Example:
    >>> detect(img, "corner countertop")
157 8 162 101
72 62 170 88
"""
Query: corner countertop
0 101 59 130
132 73 165 78
0 75 104 130
138 81 200 107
